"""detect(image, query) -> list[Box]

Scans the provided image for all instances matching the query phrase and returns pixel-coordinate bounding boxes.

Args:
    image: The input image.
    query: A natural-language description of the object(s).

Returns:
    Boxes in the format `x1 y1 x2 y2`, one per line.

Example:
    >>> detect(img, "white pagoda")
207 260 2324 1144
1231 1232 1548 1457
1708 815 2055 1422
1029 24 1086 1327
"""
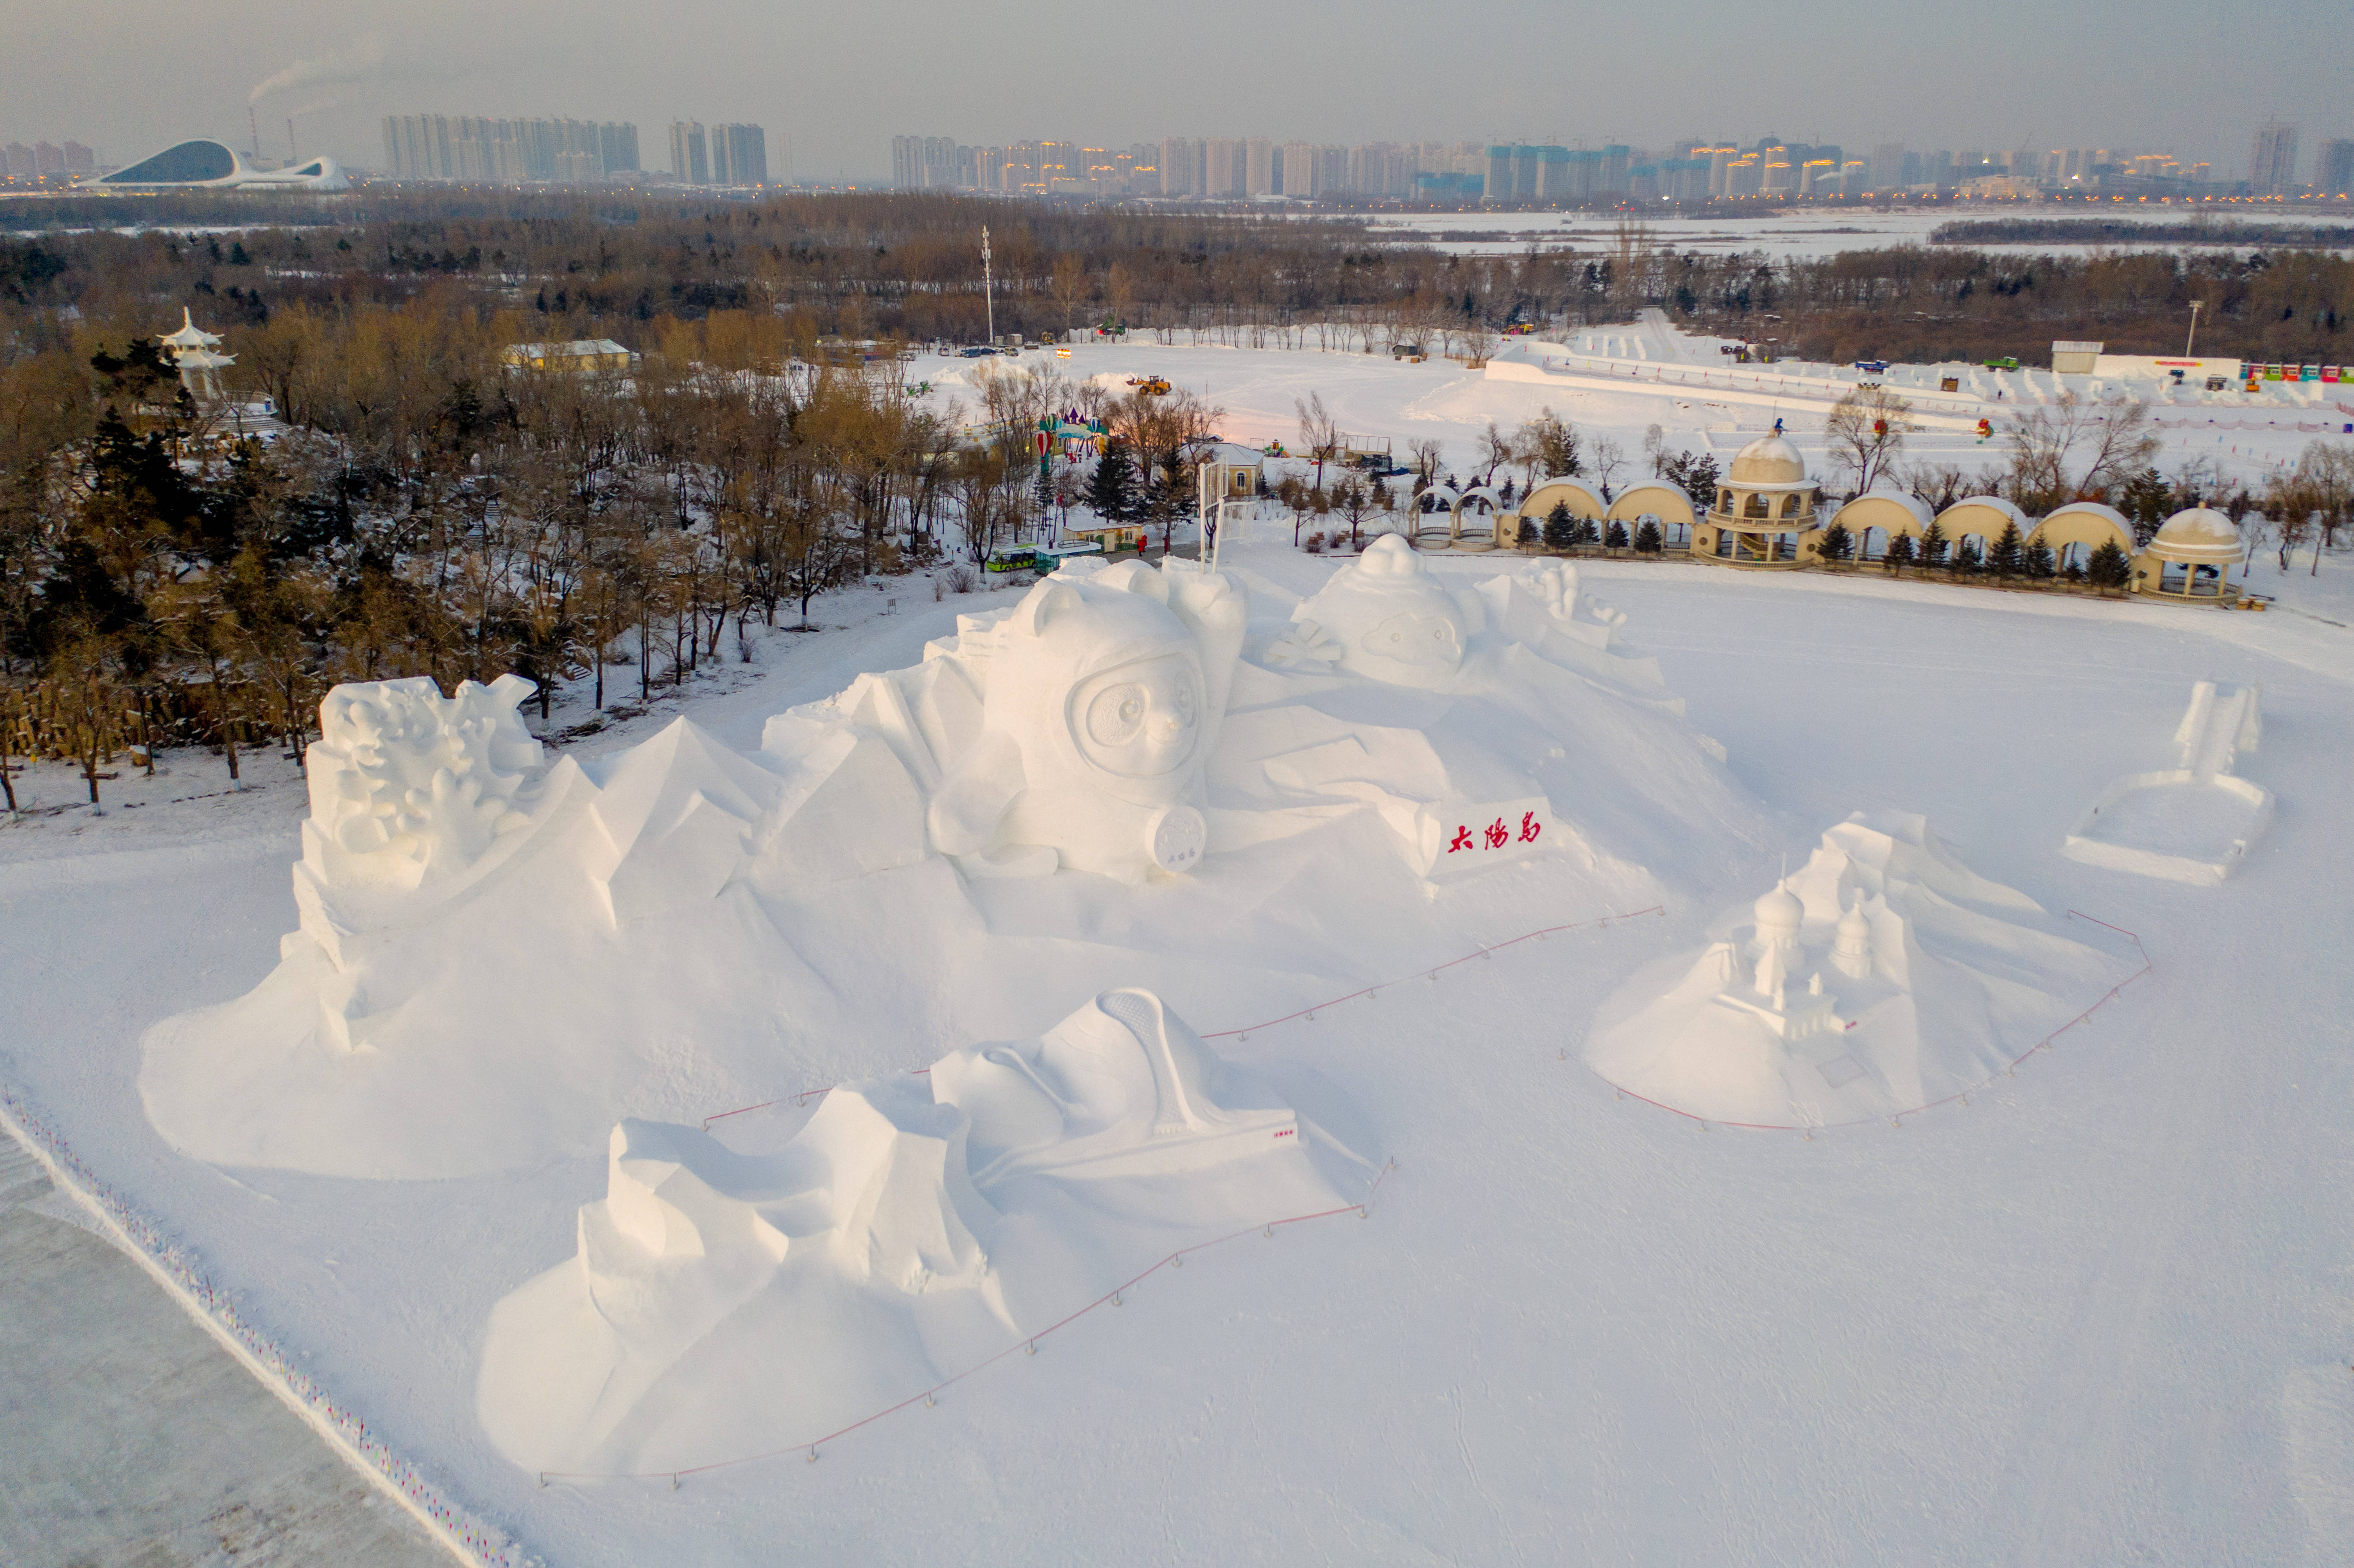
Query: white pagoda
156 307 235 403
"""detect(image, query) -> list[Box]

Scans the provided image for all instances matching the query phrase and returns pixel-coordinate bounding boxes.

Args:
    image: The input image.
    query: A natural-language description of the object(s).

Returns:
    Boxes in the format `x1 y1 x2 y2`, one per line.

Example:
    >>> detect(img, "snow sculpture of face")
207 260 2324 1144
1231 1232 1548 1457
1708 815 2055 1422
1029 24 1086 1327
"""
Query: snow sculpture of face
1293 534 1467 689
928 560 1244 882
1069 654 1201 781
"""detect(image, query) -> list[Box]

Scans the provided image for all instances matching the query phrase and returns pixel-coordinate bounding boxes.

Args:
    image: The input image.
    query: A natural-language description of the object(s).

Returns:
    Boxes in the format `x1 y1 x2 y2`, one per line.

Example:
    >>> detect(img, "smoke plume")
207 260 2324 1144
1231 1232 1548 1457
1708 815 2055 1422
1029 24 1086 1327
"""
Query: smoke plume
248 35 387 106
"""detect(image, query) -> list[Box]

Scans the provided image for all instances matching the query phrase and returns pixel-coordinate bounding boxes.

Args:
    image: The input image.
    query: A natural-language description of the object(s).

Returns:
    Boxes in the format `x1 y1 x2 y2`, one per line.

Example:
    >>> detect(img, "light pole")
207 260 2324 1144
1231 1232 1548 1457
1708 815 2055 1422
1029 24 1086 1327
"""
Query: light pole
981 226 995 345
2185 299 2204 358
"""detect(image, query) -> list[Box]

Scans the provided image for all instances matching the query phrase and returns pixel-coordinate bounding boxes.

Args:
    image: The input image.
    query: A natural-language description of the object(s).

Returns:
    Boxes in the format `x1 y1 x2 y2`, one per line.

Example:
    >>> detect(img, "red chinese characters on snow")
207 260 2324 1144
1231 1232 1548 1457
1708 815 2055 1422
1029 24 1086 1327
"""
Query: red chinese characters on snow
1446 811 1544 854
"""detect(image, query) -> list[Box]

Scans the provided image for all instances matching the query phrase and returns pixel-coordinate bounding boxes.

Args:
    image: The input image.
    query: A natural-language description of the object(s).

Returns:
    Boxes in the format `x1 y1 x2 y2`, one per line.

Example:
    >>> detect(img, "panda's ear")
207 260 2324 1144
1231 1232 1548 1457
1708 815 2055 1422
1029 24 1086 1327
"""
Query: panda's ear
1014 579 1079 637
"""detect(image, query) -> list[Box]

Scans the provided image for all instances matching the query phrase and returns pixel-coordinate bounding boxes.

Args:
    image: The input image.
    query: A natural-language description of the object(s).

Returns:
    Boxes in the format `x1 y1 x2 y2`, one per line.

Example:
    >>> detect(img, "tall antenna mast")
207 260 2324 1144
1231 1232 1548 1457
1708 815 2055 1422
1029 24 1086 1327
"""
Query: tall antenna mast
981 226 995 343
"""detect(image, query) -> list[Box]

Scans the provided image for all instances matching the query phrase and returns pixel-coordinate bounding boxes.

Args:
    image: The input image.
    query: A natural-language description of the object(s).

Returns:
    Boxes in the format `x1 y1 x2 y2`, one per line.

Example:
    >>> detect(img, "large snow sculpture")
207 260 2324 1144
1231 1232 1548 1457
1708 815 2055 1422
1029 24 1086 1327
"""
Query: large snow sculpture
1585 812 2134 1126
1278 534 1470 688
828 559 1245 882
2062 681 2271 885
476 987 1363 1475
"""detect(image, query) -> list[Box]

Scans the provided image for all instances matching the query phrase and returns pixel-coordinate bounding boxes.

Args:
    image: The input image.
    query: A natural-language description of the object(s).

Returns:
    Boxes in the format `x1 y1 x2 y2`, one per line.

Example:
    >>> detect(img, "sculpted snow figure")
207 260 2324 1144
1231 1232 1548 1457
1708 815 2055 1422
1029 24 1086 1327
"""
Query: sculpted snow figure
923 560 1245 881
476 987 1364 1474
303 674 547 889
1280 534 1469 689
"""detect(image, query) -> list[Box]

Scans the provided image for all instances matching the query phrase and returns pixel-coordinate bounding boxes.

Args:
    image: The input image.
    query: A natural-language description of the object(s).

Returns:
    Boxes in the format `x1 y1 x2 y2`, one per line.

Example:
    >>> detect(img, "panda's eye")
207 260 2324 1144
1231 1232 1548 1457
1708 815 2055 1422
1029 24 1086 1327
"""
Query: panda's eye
1086 684 1146 745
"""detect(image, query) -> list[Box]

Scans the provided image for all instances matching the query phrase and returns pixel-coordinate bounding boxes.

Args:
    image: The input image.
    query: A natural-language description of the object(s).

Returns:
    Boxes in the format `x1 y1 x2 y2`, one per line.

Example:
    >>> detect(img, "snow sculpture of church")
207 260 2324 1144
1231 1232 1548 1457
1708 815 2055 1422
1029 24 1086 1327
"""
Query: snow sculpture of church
1585 811 2132 1126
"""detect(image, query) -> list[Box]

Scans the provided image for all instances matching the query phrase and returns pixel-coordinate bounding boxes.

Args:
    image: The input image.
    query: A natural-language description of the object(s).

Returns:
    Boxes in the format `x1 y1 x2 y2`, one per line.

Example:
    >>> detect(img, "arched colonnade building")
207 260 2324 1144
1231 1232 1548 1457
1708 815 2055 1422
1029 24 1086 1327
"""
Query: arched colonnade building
1423 434 2242 606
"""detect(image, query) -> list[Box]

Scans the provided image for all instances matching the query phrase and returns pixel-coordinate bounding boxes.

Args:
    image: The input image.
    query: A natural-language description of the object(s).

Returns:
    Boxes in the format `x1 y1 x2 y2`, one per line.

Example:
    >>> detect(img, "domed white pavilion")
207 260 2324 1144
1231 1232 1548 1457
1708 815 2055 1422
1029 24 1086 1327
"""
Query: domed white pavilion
2131 507 2244 603
1695 435 1822 567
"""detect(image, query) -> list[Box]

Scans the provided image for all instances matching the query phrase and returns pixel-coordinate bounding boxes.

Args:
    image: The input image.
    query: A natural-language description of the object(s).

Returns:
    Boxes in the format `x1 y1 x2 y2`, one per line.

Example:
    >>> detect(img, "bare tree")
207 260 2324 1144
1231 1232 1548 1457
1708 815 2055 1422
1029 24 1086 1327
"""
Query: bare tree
1825 385 1917 496
1588 436 1627 501
1410 438 1445 490
1295 392 1340 487
2005 393 2161 514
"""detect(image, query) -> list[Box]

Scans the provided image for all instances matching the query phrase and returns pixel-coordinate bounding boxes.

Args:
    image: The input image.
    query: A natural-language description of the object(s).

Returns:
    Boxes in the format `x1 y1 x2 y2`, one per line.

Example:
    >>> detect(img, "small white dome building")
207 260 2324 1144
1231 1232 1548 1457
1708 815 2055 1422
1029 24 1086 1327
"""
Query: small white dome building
1695 436 1822 567
1752 880 1803 953
2131 507 2244 603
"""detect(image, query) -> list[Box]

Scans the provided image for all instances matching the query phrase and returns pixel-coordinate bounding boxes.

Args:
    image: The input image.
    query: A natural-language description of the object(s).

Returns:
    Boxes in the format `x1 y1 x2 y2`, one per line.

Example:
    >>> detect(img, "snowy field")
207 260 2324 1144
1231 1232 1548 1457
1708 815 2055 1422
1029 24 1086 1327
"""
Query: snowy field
929 338 2350 491
5 337 2354 1568
1354 205 2354 258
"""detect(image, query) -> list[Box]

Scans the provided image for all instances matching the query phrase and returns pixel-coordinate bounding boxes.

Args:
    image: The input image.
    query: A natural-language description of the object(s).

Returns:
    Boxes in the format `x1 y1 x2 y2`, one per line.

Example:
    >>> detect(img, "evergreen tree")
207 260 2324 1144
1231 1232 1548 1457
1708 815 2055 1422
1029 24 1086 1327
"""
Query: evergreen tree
2024 537 2056 579
1605 520 1629 549
1517 517 1539 548
1885 532 1916 573
1633 519 1663 554
2118 466 2170 545
1952 535 1982 574
2087 537 2131 590
1819 521 1854 562
1087 439 1136 522
1542 500 1574 550
1917 520 1947 567
1986 521 2024 577
1571 517 1599 547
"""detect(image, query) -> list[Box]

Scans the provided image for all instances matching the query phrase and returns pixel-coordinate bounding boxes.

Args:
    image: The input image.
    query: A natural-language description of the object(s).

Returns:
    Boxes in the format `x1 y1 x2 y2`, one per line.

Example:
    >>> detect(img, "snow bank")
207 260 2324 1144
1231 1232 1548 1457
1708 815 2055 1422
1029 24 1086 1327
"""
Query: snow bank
477 988 1364 1476
1585 811 2136 1127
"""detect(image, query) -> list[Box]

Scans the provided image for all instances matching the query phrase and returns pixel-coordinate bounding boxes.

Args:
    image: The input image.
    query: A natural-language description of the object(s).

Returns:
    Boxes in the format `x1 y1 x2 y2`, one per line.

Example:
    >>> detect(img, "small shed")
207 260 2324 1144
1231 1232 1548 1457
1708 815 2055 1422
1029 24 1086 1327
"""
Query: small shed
1196 441 1263 501
502 339 635 375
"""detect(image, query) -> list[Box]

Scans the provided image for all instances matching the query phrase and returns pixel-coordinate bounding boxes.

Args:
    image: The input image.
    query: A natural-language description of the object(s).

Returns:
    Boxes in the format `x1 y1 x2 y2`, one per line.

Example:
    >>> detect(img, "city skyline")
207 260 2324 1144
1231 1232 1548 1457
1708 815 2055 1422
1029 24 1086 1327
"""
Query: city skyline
3 0 2346 186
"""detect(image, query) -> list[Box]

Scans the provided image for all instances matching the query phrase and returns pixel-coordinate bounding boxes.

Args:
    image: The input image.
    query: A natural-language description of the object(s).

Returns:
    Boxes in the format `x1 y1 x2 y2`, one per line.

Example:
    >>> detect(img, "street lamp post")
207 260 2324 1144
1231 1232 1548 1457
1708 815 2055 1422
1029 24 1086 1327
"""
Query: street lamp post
2185 299 2204 358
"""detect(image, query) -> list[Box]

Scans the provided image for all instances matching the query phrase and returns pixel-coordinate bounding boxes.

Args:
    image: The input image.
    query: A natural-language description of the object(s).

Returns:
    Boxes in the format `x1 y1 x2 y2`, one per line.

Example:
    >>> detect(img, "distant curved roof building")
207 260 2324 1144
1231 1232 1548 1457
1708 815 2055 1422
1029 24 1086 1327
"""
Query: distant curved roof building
87 139 347 191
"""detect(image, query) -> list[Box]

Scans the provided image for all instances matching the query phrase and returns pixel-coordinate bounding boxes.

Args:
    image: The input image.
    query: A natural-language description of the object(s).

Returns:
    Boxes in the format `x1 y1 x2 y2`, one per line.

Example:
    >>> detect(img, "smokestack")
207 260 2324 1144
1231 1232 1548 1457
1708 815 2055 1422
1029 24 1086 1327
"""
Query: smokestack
287 117 297 162
249 106 261 160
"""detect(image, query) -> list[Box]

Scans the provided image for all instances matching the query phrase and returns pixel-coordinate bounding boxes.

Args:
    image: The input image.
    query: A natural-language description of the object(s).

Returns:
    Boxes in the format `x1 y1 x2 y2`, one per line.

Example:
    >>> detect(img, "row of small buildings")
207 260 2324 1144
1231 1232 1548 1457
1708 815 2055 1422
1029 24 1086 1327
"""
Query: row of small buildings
1431 436 2252 605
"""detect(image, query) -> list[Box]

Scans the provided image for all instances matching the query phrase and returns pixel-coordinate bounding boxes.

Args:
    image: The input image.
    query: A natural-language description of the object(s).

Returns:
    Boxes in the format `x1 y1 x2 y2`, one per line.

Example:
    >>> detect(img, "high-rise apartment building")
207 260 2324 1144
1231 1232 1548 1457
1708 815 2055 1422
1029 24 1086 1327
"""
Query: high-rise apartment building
1158 136 1196 195
1279 141 1314 196
1869 141 1904 188
709 124 766 185
2319 139 2354 195
671 121 708 184
1245 137 1275 196
2250 118 2298 193
891 135 960 189
381 115 636 182
1204 138 1244 197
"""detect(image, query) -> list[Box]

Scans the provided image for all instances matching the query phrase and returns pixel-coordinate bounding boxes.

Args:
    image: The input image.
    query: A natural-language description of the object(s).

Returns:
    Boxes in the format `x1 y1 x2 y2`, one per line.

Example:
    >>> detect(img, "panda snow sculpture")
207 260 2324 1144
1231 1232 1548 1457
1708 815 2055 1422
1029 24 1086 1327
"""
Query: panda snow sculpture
925 560 1245 883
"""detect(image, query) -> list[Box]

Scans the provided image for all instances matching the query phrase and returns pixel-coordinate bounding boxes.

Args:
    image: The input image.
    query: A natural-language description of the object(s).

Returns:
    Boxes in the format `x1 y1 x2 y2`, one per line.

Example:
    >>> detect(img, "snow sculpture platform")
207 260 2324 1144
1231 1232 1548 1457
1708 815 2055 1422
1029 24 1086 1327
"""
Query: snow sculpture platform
2062 682 2271 885
1585 812 2136 1128
476 988 1365 1476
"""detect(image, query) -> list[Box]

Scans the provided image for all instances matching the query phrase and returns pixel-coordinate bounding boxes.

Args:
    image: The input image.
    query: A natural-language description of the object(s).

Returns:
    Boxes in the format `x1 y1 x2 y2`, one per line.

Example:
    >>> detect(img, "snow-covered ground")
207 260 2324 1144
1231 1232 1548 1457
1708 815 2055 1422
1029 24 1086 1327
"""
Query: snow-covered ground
6 338 2354 1567
1355 205 2354 258
933 337 2350 493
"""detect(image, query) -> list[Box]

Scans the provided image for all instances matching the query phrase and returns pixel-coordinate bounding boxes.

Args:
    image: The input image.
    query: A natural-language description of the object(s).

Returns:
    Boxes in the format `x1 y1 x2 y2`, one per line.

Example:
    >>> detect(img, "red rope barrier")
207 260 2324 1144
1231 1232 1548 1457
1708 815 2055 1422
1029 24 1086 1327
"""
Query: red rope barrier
1591 909 2153 1134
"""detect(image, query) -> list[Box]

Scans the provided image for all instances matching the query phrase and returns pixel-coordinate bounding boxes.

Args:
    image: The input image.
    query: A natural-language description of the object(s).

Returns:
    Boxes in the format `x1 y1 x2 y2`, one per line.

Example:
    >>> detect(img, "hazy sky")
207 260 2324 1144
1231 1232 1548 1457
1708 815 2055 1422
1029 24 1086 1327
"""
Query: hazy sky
6 0 2345 181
